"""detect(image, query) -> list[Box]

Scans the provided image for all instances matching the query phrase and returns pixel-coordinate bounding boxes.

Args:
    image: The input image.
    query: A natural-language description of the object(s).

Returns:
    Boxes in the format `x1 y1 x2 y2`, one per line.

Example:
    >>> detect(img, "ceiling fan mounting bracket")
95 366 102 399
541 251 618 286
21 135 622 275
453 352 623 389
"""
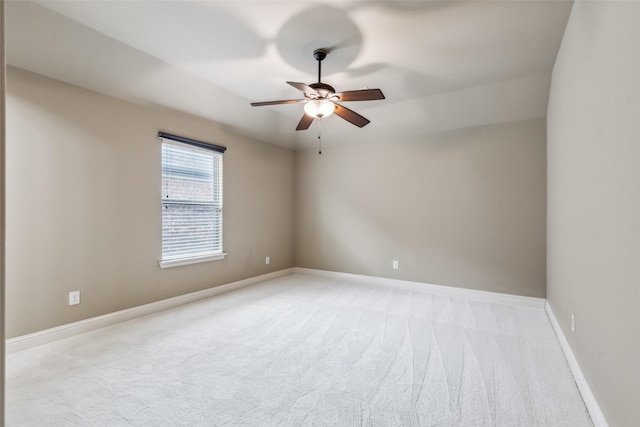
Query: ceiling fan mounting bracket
313 48 328 62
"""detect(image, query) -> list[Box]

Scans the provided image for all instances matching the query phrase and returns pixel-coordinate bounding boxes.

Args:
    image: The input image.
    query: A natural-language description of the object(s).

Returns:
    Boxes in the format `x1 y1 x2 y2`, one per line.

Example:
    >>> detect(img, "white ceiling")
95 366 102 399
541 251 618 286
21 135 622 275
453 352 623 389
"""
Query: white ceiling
6 0 573 149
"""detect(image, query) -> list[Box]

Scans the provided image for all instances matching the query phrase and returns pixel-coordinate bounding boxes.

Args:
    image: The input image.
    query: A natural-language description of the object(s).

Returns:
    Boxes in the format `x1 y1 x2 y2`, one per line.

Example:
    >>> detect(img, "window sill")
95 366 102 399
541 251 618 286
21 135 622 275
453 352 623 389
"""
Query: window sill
159 253 227 269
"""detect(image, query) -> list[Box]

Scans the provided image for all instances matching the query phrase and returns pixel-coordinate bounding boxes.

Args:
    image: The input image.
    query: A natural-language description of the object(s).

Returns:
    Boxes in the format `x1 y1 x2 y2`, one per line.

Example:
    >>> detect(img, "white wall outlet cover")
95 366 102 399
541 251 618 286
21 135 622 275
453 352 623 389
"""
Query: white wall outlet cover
392 261 399 270
265 256 270 265
69 291 81 306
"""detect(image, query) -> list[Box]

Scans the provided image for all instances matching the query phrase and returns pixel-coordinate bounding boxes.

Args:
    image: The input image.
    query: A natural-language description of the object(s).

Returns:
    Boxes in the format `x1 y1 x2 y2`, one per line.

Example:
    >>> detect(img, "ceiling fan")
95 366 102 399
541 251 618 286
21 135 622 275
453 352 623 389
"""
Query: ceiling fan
251 48 385 130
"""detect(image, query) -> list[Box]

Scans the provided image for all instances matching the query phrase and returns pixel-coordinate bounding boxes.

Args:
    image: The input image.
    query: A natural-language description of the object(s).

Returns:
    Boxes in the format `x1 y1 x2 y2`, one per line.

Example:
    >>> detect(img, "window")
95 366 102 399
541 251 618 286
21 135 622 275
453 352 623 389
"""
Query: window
159 132 226 268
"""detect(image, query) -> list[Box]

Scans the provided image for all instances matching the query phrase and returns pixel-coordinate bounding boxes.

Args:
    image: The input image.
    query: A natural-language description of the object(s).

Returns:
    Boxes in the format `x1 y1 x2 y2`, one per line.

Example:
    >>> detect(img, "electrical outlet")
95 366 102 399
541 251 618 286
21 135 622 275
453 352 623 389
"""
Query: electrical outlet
392 260 399 270
571 313 575 333
69 291 80 306
265 256 270 265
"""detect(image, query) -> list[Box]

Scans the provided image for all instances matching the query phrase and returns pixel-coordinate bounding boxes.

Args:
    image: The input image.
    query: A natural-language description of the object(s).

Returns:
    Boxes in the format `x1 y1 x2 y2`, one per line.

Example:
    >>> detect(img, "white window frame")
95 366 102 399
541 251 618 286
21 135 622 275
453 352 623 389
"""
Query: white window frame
158 132 226 268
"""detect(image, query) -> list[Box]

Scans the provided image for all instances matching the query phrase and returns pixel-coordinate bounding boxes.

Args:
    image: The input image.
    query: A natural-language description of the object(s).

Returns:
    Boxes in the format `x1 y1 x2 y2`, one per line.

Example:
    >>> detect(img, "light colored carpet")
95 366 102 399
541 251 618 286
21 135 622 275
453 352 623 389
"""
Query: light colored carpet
7 273 592 426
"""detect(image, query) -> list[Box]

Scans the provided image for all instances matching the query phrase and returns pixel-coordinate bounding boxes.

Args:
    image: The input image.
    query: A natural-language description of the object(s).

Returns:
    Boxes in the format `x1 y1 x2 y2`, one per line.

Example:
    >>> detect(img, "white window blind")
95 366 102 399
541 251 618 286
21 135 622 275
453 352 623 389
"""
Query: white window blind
160 133 225 266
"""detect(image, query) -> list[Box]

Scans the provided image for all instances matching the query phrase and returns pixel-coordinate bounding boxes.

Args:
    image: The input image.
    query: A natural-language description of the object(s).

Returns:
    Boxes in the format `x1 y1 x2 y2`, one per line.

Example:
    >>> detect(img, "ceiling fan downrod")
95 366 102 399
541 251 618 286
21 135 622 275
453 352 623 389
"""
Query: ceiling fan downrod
313 48 327 84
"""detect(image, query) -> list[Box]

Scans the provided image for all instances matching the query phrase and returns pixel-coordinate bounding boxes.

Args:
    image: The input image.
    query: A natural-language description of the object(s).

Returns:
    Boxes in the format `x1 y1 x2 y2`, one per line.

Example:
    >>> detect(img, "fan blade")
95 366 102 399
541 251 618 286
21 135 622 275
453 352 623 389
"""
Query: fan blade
296 114 314 131
287 81 317 95
251 99 305 107
335 88 385 102
334 104 370 128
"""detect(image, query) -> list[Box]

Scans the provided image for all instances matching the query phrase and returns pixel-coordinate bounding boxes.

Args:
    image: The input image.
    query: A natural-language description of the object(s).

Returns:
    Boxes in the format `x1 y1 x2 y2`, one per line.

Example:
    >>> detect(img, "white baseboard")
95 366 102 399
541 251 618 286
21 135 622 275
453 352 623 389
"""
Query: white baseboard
294 267 546 308
6 268 295 354
545 302 609 427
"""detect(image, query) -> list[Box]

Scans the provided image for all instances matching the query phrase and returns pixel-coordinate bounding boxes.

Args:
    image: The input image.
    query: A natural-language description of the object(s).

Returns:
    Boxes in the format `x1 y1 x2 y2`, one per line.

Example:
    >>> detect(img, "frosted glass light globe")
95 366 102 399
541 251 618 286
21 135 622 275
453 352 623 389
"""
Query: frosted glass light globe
304 99 335 118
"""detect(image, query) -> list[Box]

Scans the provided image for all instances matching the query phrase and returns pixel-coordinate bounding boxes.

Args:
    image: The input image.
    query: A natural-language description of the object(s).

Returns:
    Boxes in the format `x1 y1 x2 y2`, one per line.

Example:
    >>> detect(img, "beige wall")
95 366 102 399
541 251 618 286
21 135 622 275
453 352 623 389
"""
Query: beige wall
547 1 640 425
295 118 547 298
1 0 6 422
6 67 295 338
7 65 548 343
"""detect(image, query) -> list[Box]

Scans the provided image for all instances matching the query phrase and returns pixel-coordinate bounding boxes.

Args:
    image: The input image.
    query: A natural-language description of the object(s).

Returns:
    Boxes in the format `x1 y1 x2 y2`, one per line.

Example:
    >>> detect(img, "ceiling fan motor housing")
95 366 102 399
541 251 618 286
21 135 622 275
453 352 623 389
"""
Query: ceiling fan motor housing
309 82 336 99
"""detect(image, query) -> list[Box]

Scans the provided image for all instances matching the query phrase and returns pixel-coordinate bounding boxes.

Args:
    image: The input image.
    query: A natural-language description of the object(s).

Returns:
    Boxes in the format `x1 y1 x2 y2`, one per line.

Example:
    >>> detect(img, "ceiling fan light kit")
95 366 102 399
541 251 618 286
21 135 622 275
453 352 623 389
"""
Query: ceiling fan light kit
251 48 385 131
304 99 335 118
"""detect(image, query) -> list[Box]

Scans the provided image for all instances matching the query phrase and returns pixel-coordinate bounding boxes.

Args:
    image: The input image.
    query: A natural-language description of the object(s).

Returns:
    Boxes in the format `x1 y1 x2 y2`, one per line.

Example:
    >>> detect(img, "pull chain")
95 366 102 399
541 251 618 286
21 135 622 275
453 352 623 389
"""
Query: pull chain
317 118 322 155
